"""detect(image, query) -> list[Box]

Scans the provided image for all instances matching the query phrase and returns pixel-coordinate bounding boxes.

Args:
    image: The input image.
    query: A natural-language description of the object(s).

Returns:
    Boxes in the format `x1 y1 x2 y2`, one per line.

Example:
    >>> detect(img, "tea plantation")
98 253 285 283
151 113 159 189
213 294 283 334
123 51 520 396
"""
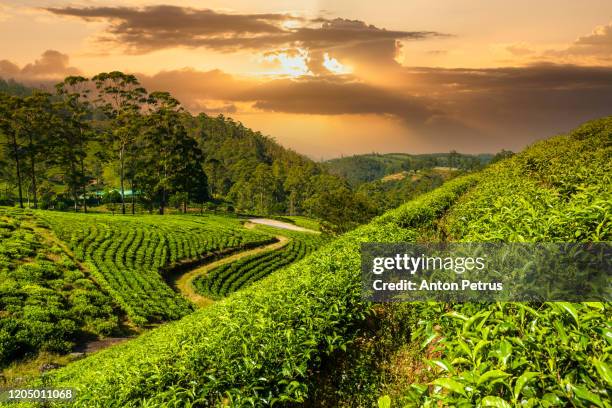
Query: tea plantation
17 118 612 406
0 208 118 368
194 228 326 299
38 213 273 324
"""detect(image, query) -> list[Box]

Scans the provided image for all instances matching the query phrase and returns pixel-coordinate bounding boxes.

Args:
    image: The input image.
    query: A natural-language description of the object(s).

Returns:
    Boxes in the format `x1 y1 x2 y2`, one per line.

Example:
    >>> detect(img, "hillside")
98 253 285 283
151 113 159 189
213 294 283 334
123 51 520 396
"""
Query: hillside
33 117 611 406
324 152 493 186
2 74 442 235
183 113 324 215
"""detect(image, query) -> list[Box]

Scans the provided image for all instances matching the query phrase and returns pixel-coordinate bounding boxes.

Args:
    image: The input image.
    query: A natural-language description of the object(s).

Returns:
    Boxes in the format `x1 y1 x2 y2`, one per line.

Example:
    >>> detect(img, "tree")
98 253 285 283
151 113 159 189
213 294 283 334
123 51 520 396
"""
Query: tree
92 72 147 214
490 149 514 164
448 150 460 170
252 164 276 215
55 76 94 212
303 174 377 234
0 94 24 208
140 92 207 214
13 92 56 209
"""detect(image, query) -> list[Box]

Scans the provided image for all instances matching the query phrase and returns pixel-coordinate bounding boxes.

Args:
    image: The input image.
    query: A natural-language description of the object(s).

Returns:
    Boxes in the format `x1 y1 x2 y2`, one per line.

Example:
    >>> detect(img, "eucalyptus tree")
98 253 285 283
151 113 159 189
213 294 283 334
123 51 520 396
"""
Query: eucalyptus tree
92 71 147 214
55 76 94 212
13 92 55 209
140 92 207 214
0 93 24 207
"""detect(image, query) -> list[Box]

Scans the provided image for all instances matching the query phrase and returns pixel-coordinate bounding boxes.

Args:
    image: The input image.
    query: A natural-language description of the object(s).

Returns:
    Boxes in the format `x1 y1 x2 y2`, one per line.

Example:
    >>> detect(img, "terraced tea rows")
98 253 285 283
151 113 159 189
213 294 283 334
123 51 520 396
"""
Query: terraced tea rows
0 208 118 368
40 213 272 324
194 229 325 299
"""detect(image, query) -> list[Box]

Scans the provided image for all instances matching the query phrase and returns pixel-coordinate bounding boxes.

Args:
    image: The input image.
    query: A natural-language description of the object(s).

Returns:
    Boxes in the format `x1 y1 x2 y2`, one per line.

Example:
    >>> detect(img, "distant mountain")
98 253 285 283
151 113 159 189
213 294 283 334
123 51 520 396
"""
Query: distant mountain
324 152 493 186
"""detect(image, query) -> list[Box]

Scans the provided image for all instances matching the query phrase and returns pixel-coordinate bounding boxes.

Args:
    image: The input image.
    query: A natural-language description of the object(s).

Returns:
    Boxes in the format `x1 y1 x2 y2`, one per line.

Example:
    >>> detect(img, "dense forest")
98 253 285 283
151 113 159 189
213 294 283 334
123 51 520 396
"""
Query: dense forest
0 74 486 233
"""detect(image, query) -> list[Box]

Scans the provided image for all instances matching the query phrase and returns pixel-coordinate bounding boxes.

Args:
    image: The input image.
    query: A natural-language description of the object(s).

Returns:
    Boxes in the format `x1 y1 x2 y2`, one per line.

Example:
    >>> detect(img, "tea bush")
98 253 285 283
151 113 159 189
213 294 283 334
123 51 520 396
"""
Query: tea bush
42 176 477 406
194 229 326 298
0 208 118 367
39 212 272 324
388 117 611 407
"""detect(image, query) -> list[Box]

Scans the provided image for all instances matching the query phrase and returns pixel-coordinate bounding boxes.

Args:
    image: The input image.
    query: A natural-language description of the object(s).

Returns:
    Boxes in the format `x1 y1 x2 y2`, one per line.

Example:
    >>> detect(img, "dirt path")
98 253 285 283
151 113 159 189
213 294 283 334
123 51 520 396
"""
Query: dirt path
247 218 319 233
174 235 290 307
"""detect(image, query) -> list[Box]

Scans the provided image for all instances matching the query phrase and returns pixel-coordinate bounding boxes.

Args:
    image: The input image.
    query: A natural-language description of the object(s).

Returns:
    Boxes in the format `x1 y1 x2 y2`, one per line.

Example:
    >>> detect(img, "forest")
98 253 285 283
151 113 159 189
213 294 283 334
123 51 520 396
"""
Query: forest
0 74 490 234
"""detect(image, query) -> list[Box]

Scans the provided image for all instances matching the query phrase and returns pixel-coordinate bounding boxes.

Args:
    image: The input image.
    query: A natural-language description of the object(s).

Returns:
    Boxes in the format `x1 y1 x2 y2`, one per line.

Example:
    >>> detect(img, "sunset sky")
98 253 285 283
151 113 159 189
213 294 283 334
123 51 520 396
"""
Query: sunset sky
1 1 612 158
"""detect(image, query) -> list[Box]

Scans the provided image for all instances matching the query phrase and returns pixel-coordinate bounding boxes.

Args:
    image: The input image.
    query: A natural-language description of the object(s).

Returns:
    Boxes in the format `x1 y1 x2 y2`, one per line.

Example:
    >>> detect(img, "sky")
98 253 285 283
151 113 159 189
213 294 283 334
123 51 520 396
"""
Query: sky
1 1 612 159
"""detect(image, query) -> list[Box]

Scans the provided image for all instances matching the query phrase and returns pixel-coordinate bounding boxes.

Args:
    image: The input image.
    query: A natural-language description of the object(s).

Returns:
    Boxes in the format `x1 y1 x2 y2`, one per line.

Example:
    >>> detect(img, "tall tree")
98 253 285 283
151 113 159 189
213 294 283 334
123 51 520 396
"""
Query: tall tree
92 72 147 214
14 92 54 209
140 92 207 215
0 94 24 207
55 76 94 212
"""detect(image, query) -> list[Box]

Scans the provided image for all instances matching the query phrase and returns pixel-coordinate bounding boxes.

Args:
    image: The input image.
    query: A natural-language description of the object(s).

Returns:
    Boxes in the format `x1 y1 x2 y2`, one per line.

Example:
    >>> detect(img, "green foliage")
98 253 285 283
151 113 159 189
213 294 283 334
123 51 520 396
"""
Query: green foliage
39 212 272 324
0 207 118 367
0 78 33 97
194 229 327 299
402 302 610 407
388 117 611 408
41 175 476 406
357 170 446 213
325 152 491 186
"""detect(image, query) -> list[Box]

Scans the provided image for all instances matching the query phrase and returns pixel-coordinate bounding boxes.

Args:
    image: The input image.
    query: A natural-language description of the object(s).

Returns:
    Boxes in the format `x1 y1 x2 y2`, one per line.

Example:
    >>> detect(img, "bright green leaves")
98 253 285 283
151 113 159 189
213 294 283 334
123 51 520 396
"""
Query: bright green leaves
432 377 467 396
403 302 611 407
512 371 539 403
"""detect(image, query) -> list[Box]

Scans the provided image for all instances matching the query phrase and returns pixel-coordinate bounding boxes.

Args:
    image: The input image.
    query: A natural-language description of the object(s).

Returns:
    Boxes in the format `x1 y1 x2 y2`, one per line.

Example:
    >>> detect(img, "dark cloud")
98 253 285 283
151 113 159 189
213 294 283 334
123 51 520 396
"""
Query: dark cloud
45 6 444 54
402 64 612 92
0 50 81 82
398 64 612 149
137 68 437 124
239 77 436 123
137 63 612 145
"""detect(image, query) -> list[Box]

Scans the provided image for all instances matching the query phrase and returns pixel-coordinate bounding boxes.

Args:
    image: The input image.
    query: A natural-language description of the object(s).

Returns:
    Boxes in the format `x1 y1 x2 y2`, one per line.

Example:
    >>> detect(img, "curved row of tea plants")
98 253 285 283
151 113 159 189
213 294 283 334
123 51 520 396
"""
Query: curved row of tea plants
39 213 272 324
42 175 479 406
193 229 325 299
377 118 611 407
0 208 118 368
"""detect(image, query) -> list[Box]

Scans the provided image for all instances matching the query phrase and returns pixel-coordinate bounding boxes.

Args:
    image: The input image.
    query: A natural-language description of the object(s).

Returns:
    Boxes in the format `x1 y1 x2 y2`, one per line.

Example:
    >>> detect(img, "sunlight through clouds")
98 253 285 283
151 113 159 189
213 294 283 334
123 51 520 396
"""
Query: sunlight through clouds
322 53 351 74
261 48 311 77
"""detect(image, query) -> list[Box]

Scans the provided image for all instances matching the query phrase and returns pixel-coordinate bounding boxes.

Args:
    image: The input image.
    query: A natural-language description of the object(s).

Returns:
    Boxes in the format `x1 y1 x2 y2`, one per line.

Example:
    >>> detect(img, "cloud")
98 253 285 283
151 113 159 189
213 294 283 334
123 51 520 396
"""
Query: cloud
0 50 81 82
545 22 612 62
239 77 436 123
45 6 444 55
398 63 612 148
504 43 535 56
136 62 612 147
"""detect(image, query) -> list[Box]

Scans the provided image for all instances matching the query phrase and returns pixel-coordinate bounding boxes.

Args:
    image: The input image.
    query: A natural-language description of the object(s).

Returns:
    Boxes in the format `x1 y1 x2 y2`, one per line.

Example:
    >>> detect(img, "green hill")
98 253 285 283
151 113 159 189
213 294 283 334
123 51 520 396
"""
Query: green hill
36 117 610 406
324 152 493 186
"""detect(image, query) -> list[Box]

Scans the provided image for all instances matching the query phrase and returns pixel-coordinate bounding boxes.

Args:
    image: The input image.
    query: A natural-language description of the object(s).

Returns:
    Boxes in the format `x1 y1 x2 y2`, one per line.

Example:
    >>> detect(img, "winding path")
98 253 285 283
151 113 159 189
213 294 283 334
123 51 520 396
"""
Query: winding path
174 235 290 307
247 218 319 233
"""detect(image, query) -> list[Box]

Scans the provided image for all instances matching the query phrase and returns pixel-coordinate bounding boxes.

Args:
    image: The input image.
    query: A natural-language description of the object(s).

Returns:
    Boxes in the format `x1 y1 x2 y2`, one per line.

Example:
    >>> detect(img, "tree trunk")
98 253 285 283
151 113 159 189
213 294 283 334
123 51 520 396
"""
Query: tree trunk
70 161 78 211
159 188 165 215
73 186 78 212
11 133 24 208
130 179 135 215
28 133 37 209
183 199 187 214
119 146 126 214
81 158 88 213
